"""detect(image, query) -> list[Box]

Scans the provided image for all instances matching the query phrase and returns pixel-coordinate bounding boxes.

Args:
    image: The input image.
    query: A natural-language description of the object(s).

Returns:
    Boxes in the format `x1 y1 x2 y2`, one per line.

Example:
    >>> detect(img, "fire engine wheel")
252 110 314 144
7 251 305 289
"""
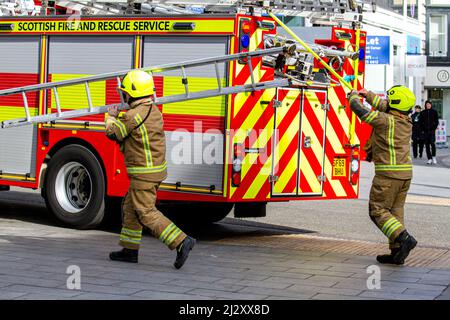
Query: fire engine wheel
44 145 105 229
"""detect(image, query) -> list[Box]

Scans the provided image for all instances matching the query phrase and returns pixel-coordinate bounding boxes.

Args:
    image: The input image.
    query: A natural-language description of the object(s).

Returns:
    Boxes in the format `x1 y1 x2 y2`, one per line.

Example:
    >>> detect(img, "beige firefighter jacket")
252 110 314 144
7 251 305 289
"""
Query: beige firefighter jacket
105 97 167 188
349 91 412 180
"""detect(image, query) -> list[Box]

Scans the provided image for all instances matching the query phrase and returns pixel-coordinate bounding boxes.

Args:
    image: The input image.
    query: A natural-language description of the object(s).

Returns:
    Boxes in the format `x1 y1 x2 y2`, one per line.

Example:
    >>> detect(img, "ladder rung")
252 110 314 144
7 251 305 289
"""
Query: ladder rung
180 67 189 97
85 82 94 112
21 92 31 122
214 62 222 93
52 87 62 116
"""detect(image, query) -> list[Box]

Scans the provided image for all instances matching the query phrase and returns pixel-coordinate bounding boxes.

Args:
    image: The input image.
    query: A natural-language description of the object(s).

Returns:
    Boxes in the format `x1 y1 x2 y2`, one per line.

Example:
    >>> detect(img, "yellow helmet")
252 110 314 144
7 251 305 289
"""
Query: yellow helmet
387 85 416 112
118 70 155 98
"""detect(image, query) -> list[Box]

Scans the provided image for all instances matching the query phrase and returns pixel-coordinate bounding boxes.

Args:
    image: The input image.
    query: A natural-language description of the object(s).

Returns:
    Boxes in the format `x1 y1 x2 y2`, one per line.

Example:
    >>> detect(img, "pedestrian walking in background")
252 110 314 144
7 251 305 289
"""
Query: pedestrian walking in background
105 70 196 269
411 105 424 159
420 100 439 165
348 86 418 265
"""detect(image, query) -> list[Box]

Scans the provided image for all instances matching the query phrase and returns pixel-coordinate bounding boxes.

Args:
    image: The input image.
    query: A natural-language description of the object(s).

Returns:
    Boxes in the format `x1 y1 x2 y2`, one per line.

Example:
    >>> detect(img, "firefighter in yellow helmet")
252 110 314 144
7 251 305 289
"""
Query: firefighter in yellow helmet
105 70 196 269
348 85 417 265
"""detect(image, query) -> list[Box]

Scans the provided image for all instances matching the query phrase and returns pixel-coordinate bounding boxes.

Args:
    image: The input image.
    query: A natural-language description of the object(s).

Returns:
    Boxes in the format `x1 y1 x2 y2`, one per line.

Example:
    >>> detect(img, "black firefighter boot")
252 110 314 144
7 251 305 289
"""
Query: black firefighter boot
376 248 401 265
174 236 196 269
393 230 418 265
109 248 138 263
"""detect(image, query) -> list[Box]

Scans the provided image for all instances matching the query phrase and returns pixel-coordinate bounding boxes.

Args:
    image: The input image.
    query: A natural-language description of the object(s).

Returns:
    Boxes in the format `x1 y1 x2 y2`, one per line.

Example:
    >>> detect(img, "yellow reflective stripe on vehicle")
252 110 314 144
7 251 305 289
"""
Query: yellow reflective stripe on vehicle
134 114 153 167
159 223 176 242
119 236 141 244
113 119 127 138
381 217 397 234
386 222 403 238
127 161 167 174
388 116 396 165
165 229 182 246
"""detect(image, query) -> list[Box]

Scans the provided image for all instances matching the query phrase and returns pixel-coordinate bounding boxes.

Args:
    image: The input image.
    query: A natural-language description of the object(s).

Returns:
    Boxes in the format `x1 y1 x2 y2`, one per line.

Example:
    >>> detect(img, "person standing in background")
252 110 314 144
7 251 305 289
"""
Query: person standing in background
420 100 439 165
411 105 424 159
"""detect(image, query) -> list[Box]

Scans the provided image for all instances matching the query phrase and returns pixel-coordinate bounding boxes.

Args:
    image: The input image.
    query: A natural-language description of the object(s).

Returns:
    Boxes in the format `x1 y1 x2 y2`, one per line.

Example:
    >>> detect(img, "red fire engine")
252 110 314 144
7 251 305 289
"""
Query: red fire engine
0 1 368 228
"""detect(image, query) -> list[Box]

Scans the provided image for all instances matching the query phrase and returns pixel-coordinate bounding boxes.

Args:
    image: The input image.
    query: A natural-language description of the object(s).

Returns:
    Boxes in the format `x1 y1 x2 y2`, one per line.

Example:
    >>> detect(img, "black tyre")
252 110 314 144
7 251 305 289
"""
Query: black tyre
158 202 234 225
44 144 105 229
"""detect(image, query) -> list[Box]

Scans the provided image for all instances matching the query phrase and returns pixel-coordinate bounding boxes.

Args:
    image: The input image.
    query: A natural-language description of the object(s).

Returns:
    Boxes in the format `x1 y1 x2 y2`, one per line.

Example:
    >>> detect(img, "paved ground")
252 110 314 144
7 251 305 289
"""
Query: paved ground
1 216 450 300
0 149 449 300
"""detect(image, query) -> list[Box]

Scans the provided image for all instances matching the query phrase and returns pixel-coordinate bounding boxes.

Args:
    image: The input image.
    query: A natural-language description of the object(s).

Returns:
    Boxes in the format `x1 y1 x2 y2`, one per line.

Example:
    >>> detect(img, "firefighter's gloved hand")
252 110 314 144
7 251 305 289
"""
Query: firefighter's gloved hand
348 90 358 99
358 89 368 97
108 105 120 118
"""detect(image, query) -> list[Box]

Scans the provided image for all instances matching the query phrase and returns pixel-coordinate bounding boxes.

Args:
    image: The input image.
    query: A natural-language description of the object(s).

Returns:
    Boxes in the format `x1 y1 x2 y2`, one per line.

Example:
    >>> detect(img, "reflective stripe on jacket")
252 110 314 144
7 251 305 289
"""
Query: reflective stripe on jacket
105 97 167 187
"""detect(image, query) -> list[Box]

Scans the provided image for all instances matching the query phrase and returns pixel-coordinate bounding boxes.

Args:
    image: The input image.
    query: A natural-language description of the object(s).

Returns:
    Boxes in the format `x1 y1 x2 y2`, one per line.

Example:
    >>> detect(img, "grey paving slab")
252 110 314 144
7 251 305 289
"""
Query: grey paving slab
0 275 63 288
115 281 194 294
312 293 374 300
187 288 268 300
215 278 291 290
71 293 142 300
380 281 448 291
332 278 406 293
0 291 28 299
265 296 300 300
0 256 25 262
16 293 84 300
192 271 269 282
287 268 356 278
403 288 445 296
358 290 438 300
238 287 315 300
329 265 398 275
429 270 450 276
290 275 342 287
417 274 450 285
132 290 213 300
284 284 363 296
286 263 332 271
3 285 83 297
57 283 142 295
168 279 245 292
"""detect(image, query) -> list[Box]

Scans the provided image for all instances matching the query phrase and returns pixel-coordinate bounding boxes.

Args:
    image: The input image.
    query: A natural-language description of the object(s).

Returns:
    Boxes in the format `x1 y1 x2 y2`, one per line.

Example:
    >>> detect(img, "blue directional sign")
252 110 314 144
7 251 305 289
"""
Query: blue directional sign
366 36 390 65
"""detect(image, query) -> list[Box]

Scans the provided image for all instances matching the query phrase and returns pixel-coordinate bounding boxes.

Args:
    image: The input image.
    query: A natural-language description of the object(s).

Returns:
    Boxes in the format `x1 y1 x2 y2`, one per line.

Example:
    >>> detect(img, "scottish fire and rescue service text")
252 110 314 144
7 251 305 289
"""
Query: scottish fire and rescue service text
179 304 270 318
16 21 171 32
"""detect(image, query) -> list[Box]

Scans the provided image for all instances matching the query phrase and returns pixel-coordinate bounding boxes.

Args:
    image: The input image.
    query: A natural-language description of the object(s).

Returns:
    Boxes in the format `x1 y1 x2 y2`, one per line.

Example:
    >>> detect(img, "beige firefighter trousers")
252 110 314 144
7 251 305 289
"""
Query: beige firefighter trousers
119 182 186 251
369 175 410 249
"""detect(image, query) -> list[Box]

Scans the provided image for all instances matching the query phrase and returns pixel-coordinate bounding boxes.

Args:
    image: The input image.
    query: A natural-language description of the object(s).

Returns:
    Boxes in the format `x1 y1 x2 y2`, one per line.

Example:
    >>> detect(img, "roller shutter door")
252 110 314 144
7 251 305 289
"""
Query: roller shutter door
0 36 40 176
47 36 134 118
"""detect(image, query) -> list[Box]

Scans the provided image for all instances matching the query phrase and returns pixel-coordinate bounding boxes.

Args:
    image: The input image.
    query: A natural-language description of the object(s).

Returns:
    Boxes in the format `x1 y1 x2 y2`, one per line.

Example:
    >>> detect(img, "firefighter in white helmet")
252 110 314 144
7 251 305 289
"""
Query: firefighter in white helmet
105 70 196 269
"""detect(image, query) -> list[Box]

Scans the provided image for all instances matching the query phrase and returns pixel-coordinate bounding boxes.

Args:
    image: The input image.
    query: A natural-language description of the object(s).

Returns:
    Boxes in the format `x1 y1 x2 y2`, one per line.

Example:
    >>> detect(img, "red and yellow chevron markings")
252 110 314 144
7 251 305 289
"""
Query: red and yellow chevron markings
272 89 301 195
298 90 327 195
229 17 277 200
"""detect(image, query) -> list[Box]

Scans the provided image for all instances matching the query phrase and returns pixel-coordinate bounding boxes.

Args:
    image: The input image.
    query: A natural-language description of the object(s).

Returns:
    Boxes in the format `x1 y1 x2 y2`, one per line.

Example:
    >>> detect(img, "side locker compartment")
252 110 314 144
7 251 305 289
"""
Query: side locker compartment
142 36 228 193
298 89 328 195
47 36 134 124
271 88 301 196
0 36 40 178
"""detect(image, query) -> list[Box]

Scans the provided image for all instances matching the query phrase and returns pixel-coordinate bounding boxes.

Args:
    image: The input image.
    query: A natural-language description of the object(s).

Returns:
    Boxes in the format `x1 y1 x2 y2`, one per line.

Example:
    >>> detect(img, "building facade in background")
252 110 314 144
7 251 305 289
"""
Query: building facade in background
362 0 427 108
425 0 450 141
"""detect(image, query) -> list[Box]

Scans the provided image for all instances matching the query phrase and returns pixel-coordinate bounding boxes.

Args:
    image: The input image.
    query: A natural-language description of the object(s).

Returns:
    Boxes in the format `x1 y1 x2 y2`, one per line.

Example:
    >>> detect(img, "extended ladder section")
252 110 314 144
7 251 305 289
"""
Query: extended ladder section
0 47 290 129
1 1 375 25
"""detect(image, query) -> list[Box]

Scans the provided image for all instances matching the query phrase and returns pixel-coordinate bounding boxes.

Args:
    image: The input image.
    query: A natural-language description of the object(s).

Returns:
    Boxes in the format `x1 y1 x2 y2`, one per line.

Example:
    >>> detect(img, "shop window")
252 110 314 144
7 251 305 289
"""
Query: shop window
429 14 448 57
